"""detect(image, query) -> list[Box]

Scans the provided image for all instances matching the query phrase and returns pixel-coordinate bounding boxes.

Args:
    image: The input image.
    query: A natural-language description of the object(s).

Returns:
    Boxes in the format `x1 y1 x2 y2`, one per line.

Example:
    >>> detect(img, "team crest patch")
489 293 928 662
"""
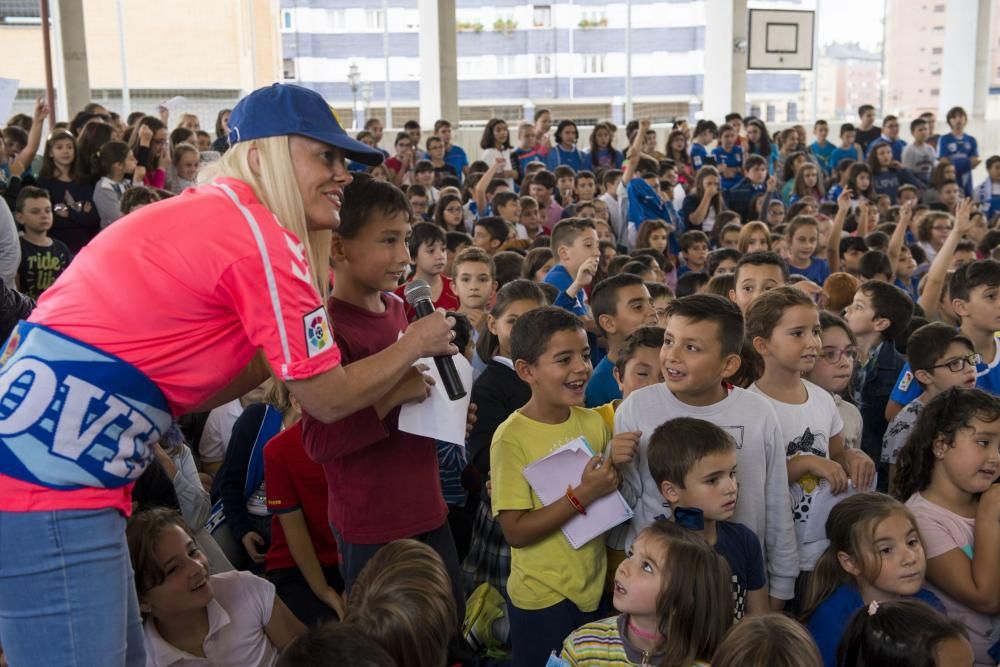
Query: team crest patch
304 307 332 357
898 370 913 392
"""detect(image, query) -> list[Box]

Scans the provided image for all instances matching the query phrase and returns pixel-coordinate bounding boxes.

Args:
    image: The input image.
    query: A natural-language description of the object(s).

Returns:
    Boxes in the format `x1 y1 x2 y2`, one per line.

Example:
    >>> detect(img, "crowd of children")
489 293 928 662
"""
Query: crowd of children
2 95 1000 667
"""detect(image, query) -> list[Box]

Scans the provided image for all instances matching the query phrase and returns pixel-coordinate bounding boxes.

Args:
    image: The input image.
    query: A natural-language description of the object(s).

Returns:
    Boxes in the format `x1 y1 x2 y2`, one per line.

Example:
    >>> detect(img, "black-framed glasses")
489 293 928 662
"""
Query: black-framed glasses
821 347 857 363
931 352 981 373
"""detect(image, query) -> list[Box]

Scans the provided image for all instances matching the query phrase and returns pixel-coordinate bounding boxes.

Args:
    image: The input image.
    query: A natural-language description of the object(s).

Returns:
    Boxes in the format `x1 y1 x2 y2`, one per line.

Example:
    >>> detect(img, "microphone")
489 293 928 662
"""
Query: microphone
403 280 467 401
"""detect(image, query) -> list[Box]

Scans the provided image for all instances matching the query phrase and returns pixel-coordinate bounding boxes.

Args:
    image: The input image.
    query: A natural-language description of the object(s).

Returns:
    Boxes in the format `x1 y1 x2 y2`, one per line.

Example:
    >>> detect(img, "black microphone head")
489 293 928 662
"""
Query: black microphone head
404 279 432 306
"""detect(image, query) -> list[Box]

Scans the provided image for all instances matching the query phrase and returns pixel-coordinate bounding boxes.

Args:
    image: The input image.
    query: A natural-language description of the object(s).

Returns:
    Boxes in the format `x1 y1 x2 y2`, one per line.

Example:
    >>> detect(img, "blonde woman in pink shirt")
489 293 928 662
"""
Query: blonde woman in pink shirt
0 84 457 666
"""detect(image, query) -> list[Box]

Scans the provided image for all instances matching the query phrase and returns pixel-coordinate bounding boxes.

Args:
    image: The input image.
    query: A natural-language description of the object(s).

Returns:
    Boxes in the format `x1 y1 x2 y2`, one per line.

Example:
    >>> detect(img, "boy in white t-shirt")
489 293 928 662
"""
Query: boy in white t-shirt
745 287 875 588
615 293 800 608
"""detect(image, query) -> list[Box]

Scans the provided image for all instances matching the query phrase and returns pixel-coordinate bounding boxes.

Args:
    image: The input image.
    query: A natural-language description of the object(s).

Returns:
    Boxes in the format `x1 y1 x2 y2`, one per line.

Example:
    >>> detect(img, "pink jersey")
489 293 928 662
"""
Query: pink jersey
3 177 342 513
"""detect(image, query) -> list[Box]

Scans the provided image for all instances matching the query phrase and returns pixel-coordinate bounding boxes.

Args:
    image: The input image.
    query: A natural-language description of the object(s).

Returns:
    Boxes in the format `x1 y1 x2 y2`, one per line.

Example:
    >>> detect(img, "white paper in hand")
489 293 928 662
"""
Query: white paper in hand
398 353 473 445
160 95 188 111
522 437 633 549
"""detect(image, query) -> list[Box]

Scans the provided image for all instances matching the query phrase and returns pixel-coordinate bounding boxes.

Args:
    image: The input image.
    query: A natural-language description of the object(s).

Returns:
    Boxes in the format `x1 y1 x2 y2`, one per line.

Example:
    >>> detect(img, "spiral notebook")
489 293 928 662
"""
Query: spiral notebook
522 437 634 549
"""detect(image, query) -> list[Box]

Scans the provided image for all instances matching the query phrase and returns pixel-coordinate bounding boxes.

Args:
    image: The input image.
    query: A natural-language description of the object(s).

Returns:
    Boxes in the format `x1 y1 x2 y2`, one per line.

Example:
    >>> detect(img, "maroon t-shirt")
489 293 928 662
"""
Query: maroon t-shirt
264 422 339 572
393 275 461 322
301 292 447 543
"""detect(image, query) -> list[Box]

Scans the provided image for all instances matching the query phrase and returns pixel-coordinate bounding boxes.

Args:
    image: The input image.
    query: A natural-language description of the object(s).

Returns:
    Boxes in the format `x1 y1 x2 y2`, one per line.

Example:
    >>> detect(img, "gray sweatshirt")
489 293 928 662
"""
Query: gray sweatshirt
0 198 21 287
615 383 799 600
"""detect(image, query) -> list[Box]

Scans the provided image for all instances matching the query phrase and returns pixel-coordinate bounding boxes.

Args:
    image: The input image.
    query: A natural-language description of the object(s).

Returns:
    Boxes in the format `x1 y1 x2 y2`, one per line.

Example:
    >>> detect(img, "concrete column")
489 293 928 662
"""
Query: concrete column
418 0 459 127
940 0 992 120
703 0 747 120
56 0 91 116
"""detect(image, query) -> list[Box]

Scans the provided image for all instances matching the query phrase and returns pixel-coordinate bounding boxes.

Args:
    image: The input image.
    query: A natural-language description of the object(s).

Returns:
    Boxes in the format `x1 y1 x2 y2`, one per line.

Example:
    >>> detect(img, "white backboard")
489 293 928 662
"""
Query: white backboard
748 9 815 71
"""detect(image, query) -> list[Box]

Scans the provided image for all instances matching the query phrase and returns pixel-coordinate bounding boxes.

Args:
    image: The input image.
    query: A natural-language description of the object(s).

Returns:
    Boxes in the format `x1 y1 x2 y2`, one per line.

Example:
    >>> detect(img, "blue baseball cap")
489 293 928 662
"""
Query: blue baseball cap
227 83 384 167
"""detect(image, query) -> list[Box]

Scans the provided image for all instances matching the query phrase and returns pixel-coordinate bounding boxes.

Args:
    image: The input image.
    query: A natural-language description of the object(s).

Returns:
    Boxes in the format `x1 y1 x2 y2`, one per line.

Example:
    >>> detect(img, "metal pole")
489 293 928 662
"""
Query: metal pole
115 0 130 119
811 0 819 121
383 0 392 128
625 0 632 120
878 0 887 115
39 0 56 126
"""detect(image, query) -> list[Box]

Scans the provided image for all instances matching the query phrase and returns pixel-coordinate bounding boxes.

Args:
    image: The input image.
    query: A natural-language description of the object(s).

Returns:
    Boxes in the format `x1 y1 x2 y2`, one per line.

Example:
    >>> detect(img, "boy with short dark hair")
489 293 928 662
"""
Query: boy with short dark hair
444 230 472 276
648 417 769 620
855 104 881 153
528 169 563 234
902 117 936 185
493 190 521 232
394 222 459 321
859 249 892 282
809 120 835 175
492 307 620 666
678 230 709 276
712 123 744 191
561 170 597 219
472 216 510 256
729 251 789 313
725 154 769 222
616 294 798 606
786 215 830 285
839 236 868 277
843 280 914 479
866 115 906 161
882 323 977 488
598 169 625 242
406 184 431 221
14 186 71 300
301 174 467 617
938 106 980 196
433 119 469 186
545 218 600 320
452 246 497 335
518 195 543 241
585 274 657 407
830 123 862 167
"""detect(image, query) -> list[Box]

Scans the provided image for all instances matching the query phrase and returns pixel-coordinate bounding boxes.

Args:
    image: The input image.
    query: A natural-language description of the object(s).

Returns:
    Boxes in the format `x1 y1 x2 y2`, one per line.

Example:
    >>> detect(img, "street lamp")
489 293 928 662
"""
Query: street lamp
361 81 374 125
348 63 361 129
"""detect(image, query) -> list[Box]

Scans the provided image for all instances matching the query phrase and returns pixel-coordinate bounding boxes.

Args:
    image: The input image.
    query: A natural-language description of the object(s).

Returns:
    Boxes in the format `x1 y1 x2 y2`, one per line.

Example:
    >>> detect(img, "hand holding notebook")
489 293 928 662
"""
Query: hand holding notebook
522 437 634 549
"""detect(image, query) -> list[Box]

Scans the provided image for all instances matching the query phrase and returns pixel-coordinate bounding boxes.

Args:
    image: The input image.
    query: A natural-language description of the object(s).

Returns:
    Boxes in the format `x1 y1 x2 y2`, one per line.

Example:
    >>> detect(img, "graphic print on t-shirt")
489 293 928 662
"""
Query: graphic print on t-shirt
787 428 828 525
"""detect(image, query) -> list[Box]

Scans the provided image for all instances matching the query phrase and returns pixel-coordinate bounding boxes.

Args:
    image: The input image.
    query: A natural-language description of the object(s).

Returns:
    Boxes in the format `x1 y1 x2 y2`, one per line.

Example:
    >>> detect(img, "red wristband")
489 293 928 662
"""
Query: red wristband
566 485 586 515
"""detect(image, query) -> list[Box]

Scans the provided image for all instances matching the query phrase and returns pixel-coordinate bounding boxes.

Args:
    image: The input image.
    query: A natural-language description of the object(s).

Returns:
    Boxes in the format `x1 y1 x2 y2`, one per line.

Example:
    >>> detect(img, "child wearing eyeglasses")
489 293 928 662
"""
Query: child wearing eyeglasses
882 323 978 490
805 312 862 452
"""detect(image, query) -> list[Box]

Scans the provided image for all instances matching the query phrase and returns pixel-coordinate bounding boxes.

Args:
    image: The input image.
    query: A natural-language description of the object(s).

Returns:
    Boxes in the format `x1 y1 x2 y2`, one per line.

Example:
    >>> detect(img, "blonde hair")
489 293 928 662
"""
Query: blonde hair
712 614 822 667
201 137 331 301
738 221 771 254
346 540 457 667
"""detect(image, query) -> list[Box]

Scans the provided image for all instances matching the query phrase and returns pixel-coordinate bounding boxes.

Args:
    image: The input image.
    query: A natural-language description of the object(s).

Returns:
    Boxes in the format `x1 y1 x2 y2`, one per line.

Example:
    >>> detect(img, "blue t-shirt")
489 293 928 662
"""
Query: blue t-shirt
444 145 469 186
544 263 588 317
891 335 1000 406
938 132 979 196
810 141 836 174
714 520 766 622
548 145 585 172
787 257 830 285
724 177 766 221
585 356 621 408
712 145 744 190
807 584 943 667
583 148 624 170
830 146 862 170
690 143 709 171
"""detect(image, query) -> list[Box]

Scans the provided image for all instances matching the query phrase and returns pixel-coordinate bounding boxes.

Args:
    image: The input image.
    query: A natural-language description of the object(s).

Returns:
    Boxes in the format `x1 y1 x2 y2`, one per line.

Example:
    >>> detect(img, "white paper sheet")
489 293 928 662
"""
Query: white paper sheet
398 353 473 445
0 79 20 124
803 475 878 543
159 95 188 111
522 437 634 549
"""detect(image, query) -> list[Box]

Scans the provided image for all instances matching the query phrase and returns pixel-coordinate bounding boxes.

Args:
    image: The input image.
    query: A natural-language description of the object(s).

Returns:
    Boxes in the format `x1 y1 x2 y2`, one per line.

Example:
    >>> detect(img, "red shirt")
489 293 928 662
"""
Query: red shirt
264 422 340 572
301 293 447 543
393 275 460 322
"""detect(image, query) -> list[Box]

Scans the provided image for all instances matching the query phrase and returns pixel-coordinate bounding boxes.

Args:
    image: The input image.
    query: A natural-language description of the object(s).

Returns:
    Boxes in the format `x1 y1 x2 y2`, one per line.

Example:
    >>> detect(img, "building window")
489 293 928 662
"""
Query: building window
328 9 346 31
535 55 552 74
582 54 606 74
496 55 517 76
457 57 477 78
933 4 945 11
930 88 940 95
283 58 296 81
931 47 943 54
533 5 552 28
365 9 384 30
580 8 607 27
786 101 798 122
281 9 294 31
766 104 776 123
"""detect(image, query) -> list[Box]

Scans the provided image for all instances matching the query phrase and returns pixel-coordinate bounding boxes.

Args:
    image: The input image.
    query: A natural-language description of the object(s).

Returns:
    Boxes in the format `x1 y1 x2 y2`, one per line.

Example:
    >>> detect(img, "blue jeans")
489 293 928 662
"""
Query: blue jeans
507 595 602 667
0 508 145 666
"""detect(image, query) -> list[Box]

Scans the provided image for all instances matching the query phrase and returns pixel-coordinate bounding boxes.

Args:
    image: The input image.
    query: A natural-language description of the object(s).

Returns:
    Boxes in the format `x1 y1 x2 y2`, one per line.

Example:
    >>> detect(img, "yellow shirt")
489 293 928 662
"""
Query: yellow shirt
593 400 620 432
491 406 611 611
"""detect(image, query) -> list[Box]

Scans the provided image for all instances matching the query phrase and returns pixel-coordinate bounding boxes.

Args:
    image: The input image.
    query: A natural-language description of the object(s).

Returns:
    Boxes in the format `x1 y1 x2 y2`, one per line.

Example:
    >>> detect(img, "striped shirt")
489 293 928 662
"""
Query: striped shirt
560 615 711 666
